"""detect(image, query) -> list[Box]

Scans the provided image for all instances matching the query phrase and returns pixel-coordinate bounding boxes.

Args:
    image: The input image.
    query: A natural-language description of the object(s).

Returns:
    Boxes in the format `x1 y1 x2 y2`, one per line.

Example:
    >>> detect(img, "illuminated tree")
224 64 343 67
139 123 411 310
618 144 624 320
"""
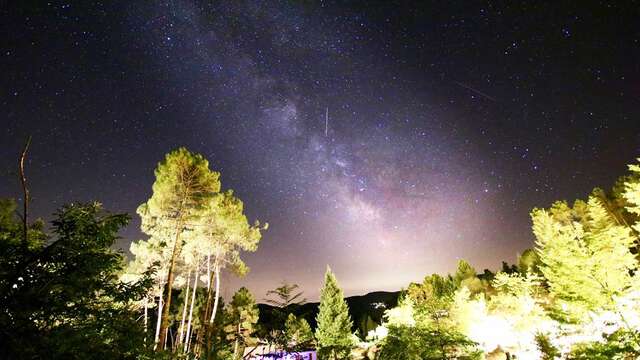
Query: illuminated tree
624 159 640 234
284 313 314 351
126 236 171 344
454 260 485 296
405 260 483 314
378 324 481 360
567 328 640 359
380 295 481 360
532 196 638 321
198 190 265 355
223 287 259 359
263 282 307 348
517 248 541 275
315 267 353 360
138 147 221 349
406 273 456 312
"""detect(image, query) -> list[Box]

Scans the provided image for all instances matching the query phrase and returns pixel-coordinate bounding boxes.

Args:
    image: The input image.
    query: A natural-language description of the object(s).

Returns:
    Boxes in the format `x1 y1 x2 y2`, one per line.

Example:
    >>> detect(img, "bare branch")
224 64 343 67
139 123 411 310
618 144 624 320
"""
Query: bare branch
19 135 32 253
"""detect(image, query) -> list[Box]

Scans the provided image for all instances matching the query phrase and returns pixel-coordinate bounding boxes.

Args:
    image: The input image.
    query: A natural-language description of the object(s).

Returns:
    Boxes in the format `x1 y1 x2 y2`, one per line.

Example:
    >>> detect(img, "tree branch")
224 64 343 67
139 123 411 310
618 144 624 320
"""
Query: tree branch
19 135 32 253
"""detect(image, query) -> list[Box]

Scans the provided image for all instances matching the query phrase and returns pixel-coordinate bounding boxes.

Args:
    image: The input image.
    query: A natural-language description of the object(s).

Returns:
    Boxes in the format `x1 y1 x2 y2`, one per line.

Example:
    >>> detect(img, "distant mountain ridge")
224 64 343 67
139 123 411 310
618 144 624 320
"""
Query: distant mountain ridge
257 290 400 334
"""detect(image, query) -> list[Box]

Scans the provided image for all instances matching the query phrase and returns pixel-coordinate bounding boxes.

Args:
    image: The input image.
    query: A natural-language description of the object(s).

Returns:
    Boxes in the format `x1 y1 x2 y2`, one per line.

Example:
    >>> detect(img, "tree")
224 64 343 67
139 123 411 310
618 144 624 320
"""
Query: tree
265 282 307 308
381 287 482 360
535 333 561 360
532 196 638 321
567 329 640 360
453 260 485 296
517 248 541 275
138 147 221 349
315 267 353 360
263 282 307 348
358 315 378 340
223 287 259 359
0 201 154 359
624 159 640 235
198 190 265 355
284 313 314 351
378 323 481 360
126 236 172 344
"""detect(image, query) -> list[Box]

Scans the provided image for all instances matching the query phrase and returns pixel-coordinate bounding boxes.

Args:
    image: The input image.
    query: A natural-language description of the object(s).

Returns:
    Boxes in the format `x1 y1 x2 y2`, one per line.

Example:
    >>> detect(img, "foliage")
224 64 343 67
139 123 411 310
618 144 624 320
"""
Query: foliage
284 313 314 351
532 196 638 321
138 147 222 349
196 189 265 278
265 282 306 308
518 248 541 275
536 333 561 360
0 201 154 359
567 329 640 360
224 287 259 359
262 282 307 349
384 296 416 327
377 323 482 360
624 160 640 234
406 273 457 314
357 315 378 340
316 267 354 360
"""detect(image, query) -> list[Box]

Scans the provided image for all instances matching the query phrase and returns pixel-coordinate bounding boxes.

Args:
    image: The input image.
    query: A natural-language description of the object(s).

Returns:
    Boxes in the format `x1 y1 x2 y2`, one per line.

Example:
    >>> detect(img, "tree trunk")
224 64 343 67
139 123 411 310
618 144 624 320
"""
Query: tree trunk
233 322 241 359
205 258 222 359
207 252 211 289
164 328 169 350
209 261 221 324
198 266 215 356
178 269 191 348
154 289 163 349
185 266 199 353
144 299 148 344
157 218 185 349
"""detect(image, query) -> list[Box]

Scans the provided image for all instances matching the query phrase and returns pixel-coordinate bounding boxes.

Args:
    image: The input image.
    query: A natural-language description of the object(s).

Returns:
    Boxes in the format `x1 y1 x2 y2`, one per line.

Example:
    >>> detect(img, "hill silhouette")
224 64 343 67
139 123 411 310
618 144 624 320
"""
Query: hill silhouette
257 291 400 336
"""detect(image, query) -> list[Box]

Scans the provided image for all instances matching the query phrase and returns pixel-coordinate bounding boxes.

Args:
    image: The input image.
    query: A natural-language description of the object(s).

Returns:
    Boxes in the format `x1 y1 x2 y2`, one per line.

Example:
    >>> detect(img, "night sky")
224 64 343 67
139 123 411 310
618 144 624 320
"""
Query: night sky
3 1 640 300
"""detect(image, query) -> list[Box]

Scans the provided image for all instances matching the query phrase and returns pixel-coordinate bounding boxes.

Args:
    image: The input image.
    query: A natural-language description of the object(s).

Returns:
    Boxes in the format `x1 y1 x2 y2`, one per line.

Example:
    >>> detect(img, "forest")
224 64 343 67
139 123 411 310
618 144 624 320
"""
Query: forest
2 146 640 360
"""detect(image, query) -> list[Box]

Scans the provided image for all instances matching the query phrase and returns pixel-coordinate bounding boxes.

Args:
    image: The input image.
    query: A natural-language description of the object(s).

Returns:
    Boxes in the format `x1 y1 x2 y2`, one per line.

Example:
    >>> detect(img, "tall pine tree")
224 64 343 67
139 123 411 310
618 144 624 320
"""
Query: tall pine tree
315 266 353 360
138 147 221 349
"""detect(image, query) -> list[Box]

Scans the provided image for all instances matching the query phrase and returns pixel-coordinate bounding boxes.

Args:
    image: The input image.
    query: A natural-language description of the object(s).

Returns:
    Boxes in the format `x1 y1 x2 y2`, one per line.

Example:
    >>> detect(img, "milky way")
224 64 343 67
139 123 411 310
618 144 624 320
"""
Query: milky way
3 1 640 299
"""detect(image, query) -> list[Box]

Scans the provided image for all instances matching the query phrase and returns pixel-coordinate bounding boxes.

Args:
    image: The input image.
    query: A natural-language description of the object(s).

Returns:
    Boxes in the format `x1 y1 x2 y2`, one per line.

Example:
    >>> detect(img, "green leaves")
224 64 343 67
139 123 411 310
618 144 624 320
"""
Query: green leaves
224 287 259 357
0 202 154 359
315 267 353 359
284 313 314 351
533 196 638 321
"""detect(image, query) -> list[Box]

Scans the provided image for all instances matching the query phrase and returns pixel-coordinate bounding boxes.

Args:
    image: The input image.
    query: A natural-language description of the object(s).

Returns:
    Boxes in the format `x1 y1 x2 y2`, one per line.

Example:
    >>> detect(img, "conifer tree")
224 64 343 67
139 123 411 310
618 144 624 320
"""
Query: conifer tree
284 313 314 351
315 266 353 360
138 147 221 349
224 287 259 359
262 282 306 349
198 190 265 355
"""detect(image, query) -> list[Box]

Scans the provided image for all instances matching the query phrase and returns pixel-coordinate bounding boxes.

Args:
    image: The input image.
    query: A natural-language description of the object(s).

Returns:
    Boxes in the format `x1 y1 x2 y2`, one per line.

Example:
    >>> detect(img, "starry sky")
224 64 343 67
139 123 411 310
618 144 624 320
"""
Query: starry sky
2 1 640 300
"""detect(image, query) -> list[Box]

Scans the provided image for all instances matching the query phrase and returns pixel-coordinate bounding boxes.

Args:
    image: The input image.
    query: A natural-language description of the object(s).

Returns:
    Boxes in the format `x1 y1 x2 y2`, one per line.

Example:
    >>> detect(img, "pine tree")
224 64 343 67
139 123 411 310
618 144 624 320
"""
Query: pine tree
198 190 265 356
284 313 314 351
265 282 306 308
315 266 353 360
223 287 259 359
263 282 307 350
138 147 221 349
